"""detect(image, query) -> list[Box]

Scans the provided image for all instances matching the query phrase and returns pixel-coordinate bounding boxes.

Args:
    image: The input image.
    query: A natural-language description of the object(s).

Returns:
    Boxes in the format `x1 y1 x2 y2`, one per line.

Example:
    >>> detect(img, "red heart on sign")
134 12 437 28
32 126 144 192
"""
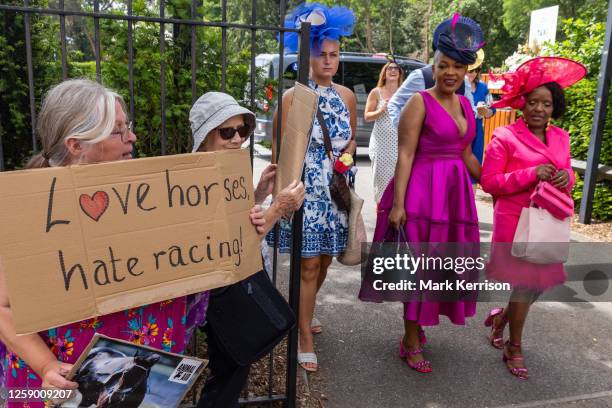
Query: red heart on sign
79 191 110 222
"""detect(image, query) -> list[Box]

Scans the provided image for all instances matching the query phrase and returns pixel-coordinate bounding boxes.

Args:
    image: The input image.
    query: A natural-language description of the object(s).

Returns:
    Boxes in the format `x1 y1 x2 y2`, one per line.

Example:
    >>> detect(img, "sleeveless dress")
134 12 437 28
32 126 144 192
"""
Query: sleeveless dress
1 298 191 408
267 80 352 257
373 91 479 326
369 88 398 203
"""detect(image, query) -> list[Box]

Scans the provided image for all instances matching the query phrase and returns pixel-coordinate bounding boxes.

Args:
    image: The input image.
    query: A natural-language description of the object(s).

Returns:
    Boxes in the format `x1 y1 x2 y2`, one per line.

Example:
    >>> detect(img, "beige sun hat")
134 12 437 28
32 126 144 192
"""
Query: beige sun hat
190 92 255 152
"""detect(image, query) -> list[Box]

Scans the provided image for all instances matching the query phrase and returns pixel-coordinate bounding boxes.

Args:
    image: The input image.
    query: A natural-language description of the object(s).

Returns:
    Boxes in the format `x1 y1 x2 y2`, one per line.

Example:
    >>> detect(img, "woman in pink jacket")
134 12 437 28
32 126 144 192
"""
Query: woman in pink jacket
480 57 586 380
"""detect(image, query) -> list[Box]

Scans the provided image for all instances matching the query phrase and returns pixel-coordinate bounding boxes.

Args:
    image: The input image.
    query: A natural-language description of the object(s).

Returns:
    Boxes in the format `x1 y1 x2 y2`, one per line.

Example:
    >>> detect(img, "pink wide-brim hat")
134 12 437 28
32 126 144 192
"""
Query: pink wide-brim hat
491 56 587 109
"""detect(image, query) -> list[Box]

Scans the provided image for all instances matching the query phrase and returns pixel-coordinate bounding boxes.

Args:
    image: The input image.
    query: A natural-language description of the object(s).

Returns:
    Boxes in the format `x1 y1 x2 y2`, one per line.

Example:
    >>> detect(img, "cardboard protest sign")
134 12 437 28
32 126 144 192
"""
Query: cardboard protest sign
0 149 261 335
273 82 318 196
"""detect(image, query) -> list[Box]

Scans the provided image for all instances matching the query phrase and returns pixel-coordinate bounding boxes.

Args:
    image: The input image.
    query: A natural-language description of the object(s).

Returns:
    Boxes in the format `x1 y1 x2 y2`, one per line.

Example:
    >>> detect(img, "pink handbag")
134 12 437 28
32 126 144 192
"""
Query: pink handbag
511 205 570 264
529 181 574 220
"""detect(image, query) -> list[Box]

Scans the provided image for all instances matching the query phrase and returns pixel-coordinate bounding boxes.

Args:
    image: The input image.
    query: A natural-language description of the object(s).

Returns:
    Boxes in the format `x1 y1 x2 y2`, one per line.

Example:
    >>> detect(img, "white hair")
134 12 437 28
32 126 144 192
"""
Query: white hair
28 79 124 168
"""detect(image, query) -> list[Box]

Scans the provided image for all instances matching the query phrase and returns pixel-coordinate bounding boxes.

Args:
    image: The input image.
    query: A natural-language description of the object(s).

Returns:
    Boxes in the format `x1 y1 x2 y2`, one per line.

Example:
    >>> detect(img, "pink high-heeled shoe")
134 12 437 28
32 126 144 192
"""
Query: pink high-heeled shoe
503 341 528 380
399 340 432 373
484 308 506 349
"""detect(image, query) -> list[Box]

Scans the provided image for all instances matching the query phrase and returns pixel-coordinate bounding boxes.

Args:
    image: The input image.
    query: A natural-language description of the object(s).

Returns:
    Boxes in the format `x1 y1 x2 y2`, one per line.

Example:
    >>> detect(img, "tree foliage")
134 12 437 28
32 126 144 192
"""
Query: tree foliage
431 0 516 68
0 0 61 169
545 1 612 220
323 0 425 57
501 0 590 44
0 0 267 168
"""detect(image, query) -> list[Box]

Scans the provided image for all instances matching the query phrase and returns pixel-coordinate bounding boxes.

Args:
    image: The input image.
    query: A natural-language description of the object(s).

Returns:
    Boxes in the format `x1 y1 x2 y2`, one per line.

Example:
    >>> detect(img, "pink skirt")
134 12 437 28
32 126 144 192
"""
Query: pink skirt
373 156 479 326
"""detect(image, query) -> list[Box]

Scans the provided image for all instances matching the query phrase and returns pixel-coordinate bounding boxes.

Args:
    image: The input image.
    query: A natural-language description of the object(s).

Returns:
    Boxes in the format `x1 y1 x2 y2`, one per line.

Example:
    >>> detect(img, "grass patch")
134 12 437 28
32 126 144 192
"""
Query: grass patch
258 140 273 149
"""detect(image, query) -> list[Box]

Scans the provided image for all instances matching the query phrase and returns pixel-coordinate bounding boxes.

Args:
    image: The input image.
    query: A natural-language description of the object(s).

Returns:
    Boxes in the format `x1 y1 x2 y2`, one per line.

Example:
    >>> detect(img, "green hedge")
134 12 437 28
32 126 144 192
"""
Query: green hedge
572 174 612 221
547 16 612 221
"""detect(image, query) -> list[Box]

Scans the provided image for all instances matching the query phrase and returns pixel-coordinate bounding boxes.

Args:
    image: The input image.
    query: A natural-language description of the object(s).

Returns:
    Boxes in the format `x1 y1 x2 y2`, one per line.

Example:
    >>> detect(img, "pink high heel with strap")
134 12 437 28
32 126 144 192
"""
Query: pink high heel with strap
484 308 506 349
503 341 528 380
399 340 432 373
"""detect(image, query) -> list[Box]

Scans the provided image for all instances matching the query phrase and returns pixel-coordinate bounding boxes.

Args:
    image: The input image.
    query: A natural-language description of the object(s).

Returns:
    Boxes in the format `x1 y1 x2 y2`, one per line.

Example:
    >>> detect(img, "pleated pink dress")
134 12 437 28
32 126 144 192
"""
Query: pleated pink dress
373 90 479 326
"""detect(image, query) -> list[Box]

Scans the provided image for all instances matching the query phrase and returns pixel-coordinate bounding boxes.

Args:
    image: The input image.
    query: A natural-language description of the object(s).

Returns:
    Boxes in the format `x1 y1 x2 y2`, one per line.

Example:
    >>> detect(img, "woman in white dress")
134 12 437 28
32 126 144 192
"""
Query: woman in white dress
364 61 404 204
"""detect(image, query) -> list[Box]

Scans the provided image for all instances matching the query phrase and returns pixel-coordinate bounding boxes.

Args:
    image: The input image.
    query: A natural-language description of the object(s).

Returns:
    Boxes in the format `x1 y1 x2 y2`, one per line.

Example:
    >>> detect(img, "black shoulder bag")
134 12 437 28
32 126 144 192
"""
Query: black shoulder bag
317 108 351 213
206 267 296 366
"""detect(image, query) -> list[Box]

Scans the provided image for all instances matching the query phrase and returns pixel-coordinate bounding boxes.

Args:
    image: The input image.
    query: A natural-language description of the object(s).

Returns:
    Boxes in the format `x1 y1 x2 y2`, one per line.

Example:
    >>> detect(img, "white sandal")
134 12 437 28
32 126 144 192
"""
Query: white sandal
311 317 322 334
297 351 318 372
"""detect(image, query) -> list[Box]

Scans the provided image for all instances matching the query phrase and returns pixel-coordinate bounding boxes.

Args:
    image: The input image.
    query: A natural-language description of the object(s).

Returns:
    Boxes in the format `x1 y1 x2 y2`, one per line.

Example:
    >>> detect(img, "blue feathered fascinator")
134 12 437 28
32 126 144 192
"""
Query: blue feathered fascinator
280 2 355 53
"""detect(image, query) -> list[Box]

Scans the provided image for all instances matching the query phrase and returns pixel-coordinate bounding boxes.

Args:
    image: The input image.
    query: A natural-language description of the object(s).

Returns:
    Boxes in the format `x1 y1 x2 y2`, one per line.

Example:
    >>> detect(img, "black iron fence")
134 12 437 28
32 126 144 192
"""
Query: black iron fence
0 1 310 406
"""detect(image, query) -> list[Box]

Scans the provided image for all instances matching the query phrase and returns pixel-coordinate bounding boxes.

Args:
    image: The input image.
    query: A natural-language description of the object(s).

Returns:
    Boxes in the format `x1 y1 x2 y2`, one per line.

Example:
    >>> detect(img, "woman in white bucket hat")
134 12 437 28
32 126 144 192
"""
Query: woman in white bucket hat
189 91 304 408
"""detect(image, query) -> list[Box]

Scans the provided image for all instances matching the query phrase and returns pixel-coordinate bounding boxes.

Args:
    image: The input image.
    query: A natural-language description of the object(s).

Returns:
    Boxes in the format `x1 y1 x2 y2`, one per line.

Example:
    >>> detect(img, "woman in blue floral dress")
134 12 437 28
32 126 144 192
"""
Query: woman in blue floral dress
267 3 356 372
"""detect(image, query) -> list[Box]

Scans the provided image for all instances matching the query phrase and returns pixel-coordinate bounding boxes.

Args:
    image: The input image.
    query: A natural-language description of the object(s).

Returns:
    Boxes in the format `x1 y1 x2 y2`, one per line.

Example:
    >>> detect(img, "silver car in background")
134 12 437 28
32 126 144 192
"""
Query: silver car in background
253 52 425 147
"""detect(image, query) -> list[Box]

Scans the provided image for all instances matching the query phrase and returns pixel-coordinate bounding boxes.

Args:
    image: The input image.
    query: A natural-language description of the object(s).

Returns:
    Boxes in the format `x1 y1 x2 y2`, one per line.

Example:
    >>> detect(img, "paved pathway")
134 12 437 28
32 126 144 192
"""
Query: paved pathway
253 146 612 408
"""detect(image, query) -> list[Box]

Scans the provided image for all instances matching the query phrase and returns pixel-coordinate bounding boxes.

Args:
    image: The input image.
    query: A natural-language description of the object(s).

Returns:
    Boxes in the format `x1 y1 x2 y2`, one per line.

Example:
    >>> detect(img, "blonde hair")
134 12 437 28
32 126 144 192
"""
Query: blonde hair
27 79 125 168
376 62 404 88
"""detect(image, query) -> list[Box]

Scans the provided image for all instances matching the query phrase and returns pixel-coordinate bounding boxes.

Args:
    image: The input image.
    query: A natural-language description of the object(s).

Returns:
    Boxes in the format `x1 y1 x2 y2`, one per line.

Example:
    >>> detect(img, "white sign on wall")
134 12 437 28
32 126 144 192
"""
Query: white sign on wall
529 5 559 49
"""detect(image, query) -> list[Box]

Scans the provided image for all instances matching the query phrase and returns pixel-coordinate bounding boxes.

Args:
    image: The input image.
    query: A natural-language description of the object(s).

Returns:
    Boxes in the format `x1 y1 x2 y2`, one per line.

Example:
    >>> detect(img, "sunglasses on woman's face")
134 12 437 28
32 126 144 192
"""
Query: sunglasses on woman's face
387 66 400 72
217 125 251 140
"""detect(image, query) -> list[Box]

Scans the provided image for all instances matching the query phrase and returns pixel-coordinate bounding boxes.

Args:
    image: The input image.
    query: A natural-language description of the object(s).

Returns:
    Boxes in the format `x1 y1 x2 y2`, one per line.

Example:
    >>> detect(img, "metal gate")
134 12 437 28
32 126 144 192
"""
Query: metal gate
0 1 310 406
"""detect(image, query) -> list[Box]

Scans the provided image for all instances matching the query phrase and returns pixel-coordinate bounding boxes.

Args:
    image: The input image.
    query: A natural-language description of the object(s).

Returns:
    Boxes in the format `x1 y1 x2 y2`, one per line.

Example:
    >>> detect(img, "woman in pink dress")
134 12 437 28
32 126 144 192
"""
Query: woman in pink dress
481 57 586 380
0 79 263 407
374 20 484 373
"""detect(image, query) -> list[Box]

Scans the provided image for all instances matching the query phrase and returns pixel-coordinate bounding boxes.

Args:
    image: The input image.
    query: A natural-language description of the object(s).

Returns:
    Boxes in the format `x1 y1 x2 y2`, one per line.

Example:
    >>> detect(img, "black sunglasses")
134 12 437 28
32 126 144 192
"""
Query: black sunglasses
217 125 251 140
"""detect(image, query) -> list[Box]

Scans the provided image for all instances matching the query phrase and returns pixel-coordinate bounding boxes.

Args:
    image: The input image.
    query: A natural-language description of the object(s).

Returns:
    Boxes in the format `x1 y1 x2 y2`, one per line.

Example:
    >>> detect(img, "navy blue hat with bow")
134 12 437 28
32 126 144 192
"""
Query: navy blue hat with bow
432 13 485 65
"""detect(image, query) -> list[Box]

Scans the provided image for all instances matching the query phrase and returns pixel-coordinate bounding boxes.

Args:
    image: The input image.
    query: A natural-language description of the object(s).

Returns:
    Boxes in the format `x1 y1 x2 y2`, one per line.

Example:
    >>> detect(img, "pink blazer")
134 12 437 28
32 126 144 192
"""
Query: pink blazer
481 117 575 242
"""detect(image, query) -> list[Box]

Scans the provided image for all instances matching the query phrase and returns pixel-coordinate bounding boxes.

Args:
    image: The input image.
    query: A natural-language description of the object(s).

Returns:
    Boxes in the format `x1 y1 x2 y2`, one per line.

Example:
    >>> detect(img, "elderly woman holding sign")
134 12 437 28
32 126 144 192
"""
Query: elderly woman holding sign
0 79 267 407
188 91 304 408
